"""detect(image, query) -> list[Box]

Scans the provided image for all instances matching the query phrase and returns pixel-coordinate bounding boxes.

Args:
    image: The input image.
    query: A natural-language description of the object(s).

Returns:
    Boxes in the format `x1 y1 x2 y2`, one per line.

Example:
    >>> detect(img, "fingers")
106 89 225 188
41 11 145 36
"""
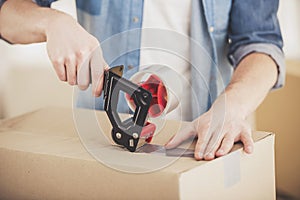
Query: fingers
52 58 66 82
65 55 77 85
47 27 104 94
77 51 90 90
240 130 254 154
50 47 107 94
193 117 254 160
216 134 235 157
194 124 211 160
214 125 253 158
204 125 239 160
90 61 106 97
202 130 224 160
165 124 196 149
90 46 108 97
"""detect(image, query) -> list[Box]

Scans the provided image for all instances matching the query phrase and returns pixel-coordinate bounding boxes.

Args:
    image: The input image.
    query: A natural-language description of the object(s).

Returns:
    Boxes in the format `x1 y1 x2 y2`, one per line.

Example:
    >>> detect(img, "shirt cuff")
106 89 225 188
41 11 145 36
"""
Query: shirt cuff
32 0 56 7
0 0 5 8
0 0 5 41
228 43 285 90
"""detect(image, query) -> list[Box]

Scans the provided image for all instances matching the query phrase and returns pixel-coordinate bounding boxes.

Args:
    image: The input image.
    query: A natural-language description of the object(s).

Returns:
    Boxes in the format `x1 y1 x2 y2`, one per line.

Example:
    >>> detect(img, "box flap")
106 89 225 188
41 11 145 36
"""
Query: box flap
0 107 272 173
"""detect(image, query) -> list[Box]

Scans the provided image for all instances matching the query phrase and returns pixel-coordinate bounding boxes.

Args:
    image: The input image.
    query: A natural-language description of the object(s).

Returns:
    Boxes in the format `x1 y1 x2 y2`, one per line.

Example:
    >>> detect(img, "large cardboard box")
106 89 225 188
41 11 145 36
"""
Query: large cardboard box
0 107 275 199
256 60 300 199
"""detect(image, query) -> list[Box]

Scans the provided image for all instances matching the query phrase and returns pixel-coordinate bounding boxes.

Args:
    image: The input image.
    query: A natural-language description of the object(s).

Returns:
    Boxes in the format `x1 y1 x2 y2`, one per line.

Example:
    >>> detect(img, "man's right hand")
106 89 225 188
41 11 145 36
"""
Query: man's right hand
0 0 107 96
46 12 108 97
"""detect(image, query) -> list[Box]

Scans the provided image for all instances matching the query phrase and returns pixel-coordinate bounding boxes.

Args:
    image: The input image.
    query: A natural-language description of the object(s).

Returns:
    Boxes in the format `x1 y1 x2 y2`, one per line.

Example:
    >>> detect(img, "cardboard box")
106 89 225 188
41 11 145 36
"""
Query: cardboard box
256 60 300 199
0 107 275 199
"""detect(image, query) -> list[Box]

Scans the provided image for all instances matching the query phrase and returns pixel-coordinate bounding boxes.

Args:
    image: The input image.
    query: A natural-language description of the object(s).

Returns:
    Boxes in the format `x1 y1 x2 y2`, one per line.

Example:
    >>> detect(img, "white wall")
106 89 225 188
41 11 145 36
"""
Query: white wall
278 0 300 60
0 41 74 118
0 0 299 119
0 0 76 119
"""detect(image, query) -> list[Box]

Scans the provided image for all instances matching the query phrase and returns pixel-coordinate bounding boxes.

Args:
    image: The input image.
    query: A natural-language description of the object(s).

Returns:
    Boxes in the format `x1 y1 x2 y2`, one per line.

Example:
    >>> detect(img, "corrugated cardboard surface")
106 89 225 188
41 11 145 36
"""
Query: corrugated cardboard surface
256 70 300 199
0 107 275 199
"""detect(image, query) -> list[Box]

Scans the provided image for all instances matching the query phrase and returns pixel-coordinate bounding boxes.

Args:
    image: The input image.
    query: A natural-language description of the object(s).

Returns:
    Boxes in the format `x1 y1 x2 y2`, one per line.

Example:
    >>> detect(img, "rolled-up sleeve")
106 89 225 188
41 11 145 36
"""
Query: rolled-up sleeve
0 0 56 9
0 0 5 8
0 0 6 40
33 0 57 7
228 0 285 89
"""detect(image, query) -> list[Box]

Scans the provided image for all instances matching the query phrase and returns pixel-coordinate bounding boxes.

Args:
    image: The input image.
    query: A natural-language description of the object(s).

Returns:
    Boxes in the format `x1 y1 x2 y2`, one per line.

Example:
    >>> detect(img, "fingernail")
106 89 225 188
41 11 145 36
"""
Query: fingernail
166 139 173 145
164 140 173 148
198 152 203 159
206 153 213 158
217 149 224 155
246 146 253 153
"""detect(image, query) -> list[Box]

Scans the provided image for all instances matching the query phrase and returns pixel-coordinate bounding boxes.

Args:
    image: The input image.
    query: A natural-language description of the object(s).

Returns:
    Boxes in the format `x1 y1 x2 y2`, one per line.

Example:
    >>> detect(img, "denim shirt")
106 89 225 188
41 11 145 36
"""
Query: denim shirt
0 0 285 120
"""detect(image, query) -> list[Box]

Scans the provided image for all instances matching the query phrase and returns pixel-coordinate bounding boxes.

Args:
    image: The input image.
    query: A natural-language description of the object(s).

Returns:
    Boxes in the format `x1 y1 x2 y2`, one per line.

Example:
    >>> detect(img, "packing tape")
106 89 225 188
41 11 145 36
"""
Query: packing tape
223 151 241 188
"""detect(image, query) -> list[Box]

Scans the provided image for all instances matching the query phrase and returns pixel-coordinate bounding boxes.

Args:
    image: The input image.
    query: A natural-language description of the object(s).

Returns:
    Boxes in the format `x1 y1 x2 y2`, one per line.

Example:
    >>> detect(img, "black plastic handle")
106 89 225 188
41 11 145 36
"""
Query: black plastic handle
103 66 152 152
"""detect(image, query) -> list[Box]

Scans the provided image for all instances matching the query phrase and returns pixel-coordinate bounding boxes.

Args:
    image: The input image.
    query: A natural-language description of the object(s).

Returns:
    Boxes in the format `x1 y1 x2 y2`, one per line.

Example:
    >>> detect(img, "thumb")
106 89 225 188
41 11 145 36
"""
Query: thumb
90 46 108 97
165 124 196 149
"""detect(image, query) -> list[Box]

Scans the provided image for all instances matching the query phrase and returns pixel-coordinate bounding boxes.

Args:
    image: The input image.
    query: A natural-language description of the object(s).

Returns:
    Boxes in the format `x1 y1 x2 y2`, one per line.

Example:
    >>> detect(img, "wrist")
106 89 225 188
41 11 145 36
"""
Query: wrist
222 84 251 120
33 7 58 41
42 9 74 41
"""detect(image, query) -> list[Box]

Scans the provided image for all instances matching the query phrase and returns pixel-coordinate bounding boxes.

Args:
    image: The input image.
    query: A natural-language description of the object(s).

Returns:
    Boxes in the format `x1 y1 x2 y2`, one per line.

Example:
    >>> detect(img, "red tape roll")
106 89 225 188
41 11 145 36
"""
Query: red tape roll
126 74 167 118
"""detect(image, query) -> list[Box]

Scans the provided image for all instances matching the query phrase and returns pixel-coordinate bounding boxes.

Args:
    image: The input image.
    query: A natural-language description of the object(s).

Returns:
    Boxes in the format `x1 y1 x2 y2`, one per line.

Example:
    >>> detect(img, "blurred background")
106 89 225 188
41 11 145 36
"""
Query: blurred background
0 0 299 199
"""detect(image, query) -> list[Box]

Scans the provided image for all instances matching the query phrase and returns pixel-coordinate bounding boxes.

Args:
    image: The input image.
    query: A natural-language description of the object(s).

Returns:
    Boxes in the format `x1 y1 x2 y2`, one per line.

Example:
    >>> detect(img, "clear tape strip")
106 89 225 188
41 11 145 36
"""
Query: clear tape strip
223 151 241 188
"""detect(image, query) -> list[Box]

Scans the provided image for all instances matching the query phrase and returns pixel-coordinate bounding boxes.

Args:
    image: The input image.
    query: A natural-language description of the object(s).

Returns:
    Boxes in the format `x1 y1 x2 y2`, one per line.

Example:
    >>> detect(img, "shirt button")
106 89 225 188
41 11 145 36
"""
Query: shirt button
209 26 214 33
133 17 139 23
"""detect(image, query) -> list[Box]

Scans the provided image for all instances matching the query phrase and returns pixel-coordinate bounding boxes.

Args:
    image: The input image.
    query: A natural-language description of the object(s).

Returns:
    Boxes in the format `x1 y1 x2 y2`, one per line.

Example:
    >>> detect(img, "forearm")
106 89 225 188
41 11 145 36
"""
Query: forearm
223 53 278 118
0 0 64 44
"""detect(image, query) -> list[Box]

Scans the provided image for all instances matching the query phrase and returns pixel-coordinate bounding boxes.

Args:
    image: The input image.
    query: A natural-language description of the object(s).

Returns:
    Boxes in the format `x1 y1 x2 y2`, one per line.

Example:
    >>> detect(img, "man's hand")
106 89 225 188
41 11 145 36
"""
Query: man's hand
165 53 278 160
46 12 108 96
165 93 254 160
0 0 107 96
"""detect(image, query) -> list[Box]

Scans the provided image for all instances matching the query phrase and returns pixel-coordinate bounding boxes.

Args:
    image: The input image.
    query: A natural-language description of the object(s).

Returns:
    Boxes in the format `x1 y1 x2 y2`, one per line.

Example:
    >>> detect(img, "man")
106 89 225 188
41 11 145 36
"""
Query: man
0 0 284 160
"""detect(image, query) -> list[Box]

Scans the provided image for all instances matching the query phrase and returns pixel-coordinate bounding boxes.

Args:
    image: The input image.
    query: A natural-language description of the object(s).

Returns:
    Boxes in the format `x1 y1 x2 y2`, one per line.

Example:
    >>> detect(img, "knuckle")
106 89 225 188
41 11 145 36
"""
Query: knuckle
87 37 100 51
91 36 100 46
208 141 218 151
49 53 58 62
52 58 64 67
224 133 234 141
196 142 206 153
76 50 84 58
65 55 75 65
221 139 232 148
241 131 251 140
227 123 235 130
76 50 88 62
222 143 231 151
202 123 211 132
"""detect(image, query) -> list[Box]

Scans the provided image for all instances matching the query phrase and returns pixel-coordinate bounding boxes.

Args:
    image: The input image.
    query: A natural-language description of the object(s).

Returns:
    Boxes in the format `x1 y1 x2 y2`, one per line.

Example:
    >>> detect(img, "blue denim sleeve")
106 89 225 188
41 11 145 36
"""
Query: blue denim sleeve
33 0 57 7
0 0 6 41
0 0 5 8
230 43 285 89
228 0 285 89
0 0 56 8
